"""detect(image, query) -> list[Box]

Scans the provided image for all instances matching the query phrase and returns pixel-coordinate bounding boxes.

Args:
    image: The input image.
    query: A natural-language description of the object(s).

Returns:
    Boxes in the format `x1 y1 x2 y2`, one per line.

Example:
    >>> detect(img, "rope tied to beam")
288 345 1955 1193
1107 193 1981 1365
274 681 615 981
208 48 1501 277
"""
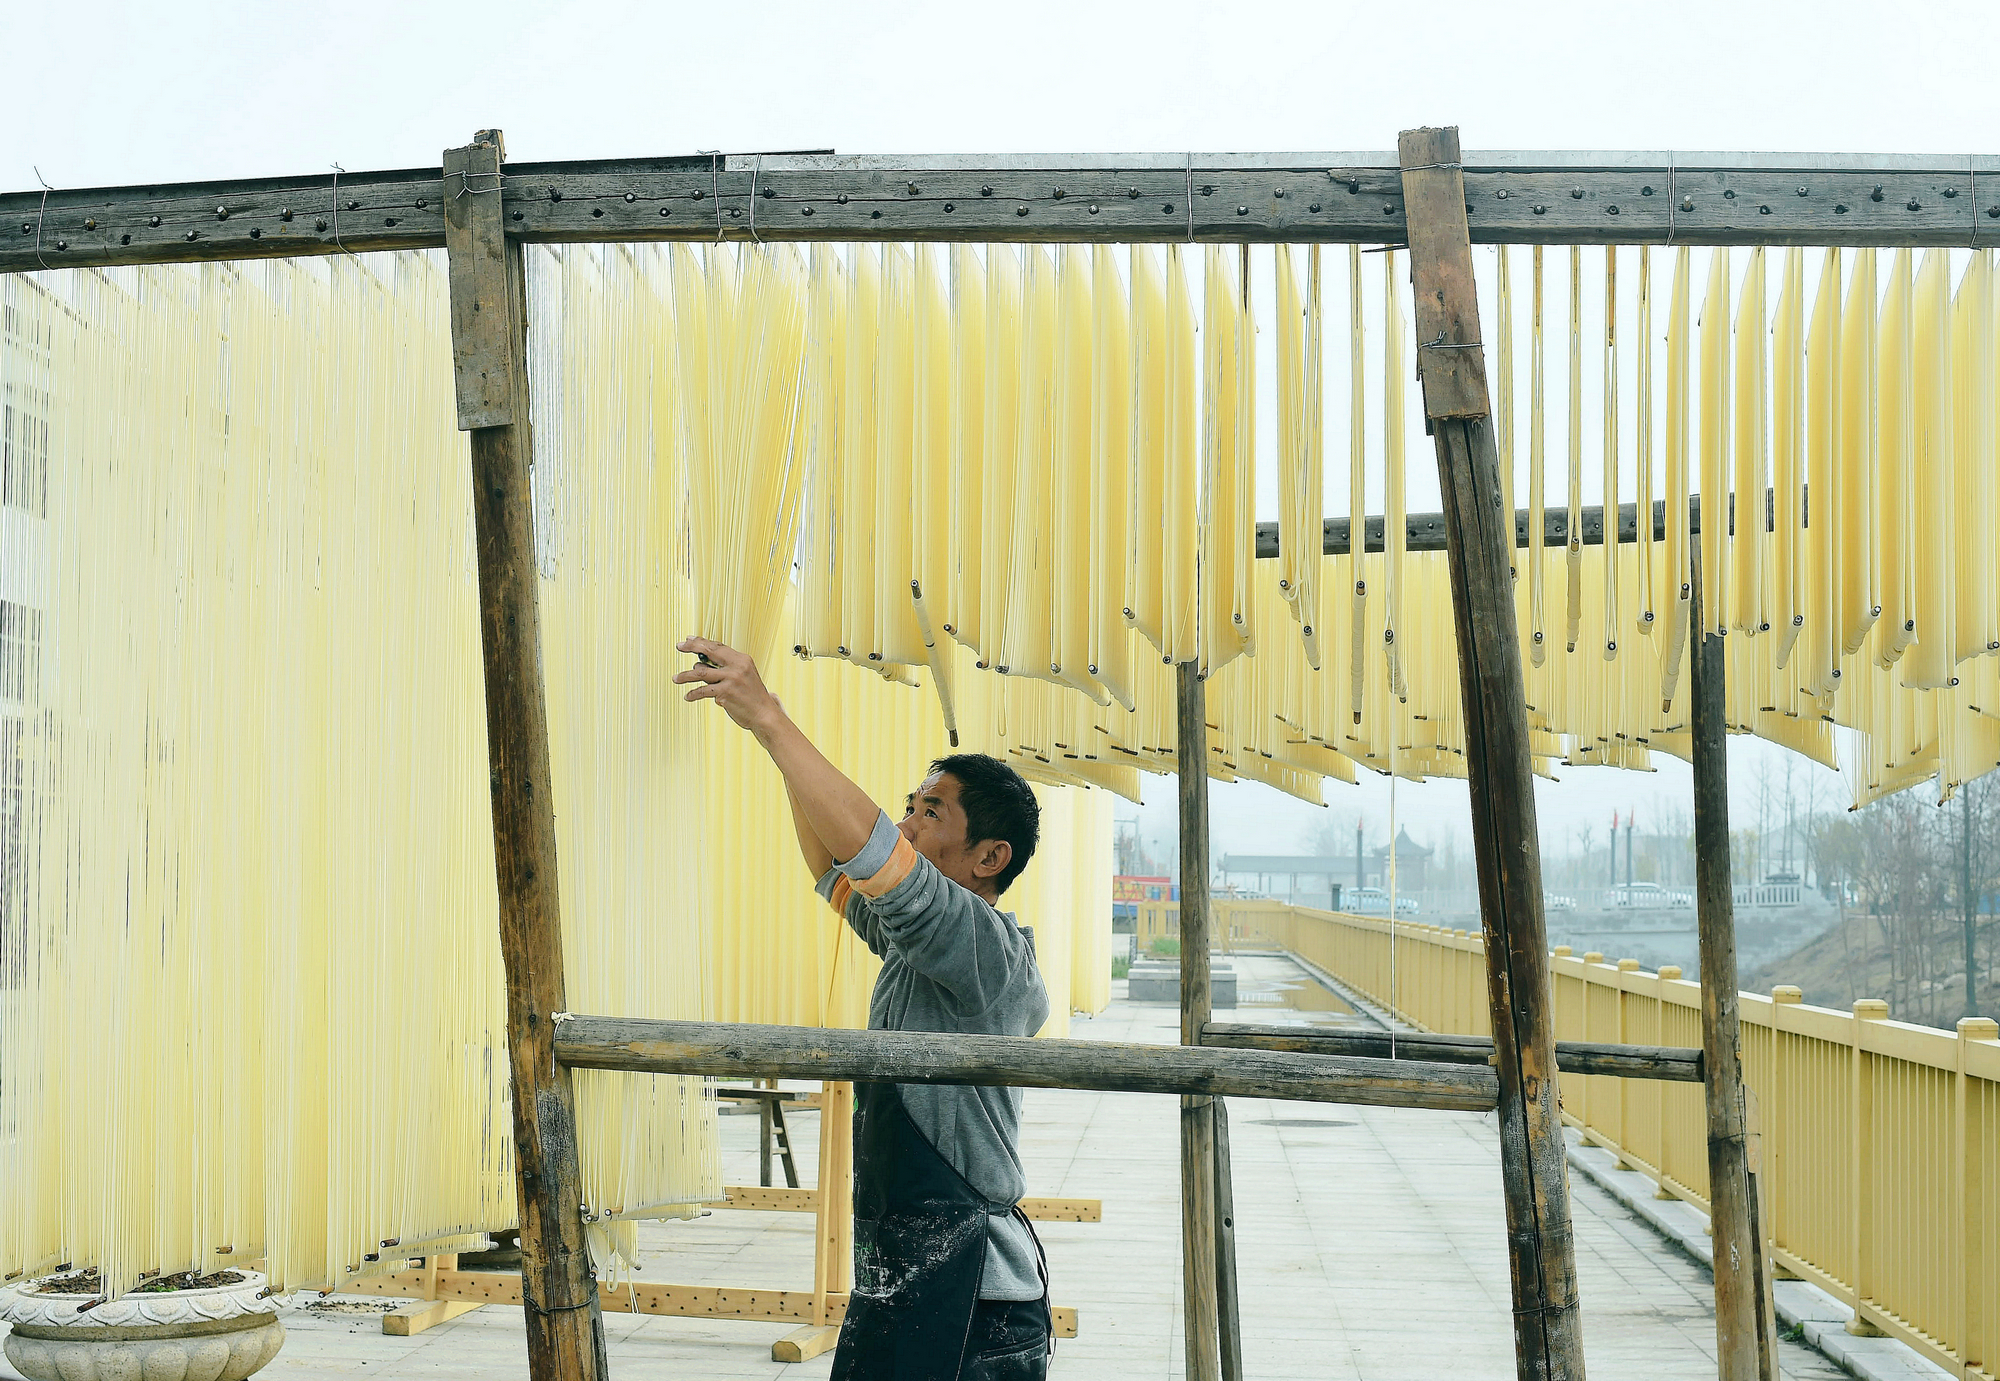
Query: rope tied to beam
451 166 504 199
31 167 54 272
701 150 725 243
748 155 764 244
1185 152 1196 243
520 1295 600 1318
1667 152 1677 245
329 164 355 256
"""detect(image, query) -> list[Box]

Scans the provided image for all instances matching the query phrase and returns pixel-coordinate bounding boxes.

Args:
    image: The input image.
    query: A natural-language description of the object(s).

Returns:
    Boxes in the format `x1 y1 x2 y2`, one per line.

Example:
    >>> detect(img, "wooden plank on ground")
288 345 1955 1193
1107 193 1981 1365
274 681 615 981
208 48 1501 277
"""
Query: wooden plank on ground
772 1324 840 1363
724 1187 1101 1221
383 1298 485 1336
344 1271 1079 1338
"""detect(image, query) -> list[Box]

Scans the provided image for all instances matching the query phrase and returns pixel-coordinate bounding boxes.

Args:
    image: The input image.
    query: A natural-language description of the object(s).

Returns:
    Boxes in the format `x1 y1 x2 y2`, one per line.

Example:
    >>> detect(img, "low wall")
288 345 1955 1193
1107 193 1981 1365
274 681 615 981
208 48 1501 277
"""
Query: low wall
1144 897 2000 1380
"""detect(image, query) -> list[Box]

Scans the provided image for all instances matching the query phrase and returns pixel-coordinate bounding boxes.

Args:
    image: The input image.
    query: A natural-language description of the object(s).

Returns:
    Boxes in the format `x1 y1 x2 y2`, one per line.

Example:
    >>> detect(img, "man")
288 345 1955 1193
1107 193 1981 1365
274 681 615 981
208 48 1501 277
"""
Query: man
675 636 1054 1381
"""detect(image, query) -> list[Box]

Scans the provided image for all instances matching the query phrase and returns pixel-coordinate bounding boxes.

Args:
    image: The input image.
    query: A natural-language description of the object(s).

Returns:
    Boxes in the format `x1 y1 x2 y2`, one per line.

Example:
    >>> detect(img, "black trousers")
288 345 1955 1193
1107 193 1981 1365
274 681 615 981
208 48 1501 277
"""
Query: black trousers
963 1295 1051 1380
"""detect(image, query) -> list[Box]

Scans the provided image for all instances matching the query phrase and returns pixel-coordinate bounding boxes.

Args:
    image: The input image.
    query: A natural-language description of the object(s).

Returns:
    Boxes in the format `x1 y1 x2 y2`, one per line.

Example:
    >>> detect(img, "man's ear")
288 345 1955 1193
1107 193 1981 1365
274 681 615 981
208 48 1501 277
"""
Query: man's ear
971 838 1013 884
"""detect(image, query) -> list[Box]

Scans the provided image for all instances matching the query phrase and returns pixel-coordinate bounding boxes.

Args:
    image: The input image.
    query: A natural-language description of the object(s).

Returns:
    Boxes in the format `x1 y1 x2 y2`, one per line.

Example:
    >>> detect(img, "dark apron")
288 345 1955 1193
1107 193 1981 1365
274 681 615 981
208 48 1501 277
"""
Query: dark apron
832 1081 1051 1381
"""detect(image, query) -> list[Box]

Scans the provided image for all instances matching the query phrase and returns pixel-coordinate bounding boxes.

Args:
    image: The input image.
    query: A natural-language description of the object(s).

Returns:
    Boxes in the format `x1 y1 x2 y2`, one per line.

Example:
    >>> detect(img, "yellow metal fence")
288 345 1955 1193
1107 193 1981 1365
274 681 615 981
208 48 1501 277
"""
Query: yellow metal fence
1139 900 2000 1380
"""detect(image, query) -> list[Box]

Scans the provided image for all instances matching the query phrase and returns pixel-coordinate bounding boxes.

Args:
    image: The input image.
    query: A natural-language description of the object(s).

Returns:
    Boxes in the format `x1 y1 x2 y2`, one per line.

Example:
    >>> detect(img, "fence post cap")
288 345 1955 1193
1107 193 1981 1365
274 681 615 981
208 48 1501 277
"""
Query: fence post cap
1552 945 1573 957
1853 998 1890 1019
1771 985 1804 1003
1658 965 1684 980
1958 1017 2000 1041
1616 958 1642 972
1583 951 1605 964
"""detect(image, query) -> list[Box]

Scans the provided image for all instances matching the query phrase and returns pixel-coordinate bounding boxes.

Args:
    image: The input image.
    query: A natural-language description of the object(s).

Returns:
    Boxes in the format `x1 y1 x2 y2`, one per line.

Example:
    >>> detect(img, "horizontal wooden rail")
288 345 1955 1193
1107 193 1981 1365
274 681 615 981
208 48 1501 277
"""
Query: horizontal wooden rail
552 1016 1499 1112
1201 1022 1705 1082
1252 490 1775 559
5 150 1994 275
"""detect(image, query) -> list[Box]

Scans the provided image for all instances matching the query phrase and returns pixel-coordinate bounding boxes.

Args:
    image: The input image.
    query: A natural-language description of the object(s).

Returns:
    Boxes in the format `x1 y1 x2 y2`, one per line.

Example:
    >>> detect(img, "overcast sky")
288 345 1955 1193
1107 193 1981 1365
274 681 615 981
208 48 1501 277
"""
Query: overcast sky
10 0 1994 192
11 0 1986 858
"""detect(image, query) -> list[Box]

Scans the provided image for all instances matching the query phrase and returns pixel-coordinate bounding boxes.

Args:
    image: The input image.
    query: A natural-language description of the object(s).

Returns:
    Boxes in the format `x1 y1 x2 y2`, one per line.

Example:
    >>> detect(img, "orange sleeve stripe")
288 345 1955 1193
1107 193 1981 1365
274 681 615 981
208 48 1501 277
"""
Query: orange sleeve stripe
851 837 918 899
828 877 854 914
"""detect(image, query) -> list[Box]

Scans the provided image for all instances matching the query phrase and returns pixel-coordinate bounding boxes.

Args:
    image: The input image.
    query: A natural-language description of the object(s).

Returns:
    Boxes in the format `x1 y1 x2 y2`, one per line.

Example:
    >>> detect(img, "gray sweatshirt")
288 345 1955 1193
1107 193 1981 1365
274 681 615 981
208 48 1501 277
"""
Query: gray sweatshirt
816 811 1051 1301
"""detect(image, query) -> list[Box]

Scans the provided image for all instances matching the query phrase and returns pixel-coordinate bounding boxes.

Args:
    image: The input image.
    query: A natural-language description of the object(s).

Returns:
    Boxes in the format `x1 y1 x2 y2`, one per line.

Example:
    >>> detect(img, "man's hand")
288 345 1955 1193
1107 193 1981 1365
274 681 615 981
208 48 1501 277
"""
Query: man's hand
675 636 882 870
674 637 782 733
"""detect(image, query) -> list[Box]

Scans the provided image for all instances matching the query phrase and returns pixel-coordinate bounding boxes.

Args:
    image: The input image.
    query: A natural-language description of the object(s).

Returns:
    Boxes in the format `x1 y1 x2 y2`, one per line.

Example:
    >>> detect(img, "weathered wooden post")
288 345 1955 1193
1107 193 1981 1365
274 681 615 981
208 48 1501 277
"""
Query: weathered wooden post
1177 659 1222 1381
1214 1096 1243 1381
1397 126 1585 1381
442 130 606 1381
1687 553 1778 1380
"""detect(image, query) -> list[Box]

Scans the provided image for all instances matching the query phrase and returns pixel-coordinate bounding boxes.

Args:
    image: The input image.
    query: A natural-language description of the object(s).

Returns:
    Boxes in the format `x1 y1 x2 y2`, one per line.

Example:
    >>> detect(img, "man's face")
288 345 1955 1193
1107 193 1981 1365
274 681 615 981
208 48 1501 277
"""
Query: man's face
899 771 1008 898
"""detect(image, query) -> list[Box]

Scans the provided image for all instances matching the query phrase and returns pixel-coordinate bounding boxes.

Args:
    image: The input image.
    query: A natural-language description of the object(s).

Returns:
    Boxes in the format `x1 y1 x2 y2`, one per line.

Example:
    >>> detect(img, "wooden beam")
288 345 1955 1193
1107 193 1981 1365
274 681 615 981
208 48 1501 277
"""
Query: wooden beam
552 1015 1501 1111
1177 659 1222 1381
811 1081 854 1327
1252 490 1762 559
1688 554 1780 1381
721 1187 1103 1221
1201 1023 1706 1082
7 151 1993 275
772 1325 840 1364
443 129 605 1381
1399 127 1585 1381
722 1185 819 1213
343 1268 1079 1338
383 1298 485 1337
1018 1196 1103 1222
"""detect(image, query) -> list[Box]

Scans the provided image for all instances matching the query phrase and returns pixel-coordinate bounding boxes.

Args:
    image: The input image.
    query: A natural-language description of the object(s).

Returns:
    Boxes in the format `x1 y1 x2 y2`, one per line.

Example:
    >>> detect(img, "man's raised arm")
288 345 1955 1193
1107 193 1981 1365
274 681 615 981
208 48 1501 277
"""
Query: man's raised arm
674 637 881 877
786 783 836 881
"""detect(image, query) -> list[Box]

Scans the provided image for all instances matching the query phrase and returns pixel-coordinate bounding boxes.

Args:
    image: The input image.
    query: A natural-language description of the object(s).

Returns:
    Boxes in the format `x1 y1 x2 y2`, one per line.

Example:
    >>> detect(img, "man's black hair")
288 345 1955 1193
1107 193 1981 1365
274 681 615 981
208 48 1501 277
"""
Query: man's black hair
928 753 1040 896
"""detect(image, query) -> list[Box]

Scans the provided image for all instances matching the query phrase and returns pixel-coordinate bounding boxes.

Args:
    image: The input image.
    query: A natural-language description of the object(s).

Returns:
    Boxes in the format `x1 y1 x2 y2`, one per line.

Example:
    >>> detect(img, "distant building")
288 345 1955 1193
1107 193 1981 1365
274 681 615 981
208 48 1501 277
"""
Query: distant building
1372 828 1433 893
1218 827 1434 907
1112 875 1176 936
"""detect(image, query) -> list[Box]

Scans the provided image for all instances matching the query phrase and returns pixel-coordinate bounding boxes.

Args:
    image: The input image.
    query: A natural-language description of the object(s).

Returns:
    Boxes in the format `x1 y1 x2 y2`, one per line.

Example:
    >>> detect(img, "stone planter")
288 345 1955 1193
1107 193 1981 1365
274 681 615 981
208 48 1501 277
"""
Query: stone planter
1126 957 1238 1007
1 1269 284 1381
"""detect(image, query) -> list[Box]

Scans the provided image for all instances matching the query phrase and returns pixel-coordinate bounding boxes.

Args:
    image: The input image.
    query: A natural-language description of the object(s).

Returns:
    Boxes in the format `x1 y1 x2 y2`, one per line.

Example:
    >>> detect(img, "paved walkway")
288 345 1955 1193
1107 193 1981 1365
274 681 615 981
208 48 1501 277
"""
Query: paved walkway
4 956 1848 1379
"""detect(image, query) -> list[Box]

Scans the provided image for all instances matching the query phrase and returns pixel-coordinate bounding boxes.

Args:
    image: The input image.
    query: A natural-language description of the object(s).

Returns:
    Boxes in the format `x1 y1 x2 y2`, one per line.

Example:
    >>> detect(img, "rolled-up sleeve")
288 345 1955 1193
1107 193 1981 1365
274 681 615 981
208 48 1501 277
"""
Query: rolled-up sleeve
816 811 1032 1012
813 812 918 957
818 865 889 957
835 812 903 884
863 853 1034 1016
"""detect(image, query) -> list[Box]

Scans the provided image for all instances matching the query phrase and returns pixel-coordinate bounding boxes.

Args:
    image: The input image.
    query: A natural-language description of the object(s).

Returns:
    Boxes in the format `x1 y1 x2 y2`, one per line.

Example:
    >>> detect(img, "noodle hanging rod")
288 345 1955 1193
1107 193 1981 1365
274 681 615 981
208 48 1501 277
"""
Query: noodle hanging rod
1255 489 1775 559
5 148 1997 275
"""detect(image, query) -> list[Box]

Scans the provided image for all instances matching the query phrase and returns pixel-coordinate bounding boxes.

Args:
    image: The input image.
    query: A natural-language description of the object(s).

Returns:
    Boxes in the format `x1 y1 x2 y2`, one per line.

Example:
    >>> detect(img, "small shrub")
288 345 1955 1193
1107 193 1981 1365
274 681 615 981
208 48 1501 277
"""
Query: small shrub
1148 936 1181 958
1111 954 1132 980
